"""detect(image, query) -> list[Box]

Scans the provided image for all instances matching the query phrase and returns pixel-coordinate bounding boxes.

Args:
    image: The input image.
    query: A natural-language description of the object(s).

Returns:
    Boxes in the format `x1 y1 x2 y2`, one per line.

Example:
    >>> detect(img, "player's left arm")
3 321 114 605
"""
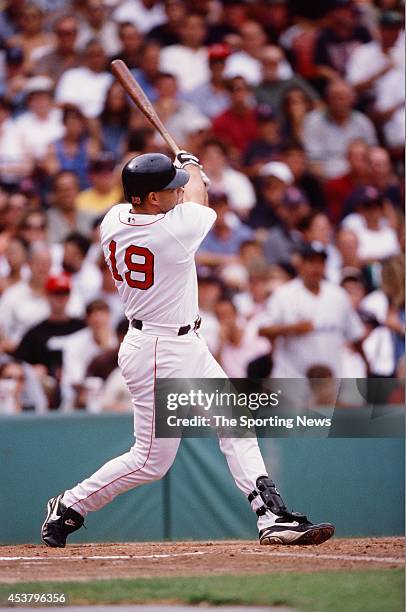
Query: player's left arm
175 150 209 207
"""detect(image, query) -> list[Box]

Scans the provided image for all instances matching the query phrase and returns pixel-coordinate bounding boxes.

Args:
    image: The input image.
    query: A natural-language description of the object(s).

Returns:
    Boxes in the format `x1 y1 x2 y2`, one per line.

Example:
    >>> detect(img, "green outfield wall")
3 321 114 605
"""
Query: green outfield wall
0 413 404 544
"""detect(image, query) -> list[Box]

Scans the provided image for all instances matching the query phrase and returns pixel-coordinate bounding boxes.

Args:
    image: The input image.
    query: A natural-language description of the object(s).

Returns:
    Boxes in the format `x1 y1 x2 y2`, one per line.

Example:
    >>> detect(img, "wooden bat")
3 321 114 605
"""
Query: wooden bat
110 59 180 155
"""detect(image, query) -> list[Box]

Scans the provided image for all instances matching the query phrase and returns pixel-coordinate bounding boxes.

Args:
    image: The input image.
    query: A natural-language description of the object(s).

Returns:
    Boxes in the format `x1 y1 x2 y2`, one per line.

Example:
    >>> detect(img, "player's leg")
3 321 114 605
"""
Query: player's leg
41 330 181 547
197 339 335 545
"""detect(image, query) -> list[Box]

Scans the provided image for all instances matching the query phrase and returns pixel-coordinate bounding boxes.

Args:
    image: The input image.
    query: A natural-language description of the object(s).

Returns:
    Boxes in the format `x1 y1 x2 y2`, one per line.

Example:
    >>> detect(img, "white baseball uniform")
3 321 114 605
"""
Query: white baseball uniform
62 200 270 529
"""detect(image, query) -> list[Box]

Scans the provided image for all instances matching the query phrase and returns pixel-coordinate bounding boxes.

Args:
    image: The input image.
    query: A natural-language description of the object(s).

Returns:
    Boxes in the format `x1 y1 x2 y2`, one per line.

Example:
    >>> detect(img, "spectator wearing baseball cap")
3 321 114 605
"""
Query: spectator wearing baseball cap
259 238 365 378
248 160 294 229
262 186 311 265
0 47 27 113
298 211 342 282
341 186 400 262
15 273 85 409
313 0 372 84
347 10 405 151
186 44 232 119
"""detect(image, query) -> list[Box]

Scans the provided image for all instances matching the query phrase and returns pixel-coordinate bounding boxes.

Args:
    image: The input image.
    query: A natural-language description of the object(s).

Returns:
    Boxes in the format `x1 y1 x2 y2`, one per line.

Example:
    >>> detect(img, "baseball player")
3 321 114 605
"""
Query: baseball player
41 152 334 547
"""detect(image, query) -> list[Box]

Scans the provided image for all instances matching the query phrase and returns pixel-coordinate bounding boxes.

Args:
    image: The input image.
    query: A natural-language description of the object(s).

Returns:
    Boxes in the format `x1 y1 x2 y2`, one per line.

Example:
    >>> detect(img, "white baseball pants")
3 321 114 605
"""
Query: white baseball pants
63 326 268 517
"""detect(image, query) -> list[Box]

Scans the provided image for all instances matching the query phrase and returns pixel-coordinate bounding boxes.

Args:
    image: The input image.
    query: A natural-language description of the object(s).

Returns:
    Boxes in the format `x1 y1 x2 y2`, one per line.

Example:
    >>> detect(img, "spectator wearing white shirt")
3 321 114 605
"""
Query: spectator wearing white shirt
302 79 377 179
346 10 404 150
113 0 166 34
77 0 121 56
0 96 32 189
14 77 64 163
224 21 292 87
0 241 52 353
200 139 256 218
259 242 365 377
341 186 400 263
197 275 223 356
62 299 116 409
55 39 113 118
159 13 209 93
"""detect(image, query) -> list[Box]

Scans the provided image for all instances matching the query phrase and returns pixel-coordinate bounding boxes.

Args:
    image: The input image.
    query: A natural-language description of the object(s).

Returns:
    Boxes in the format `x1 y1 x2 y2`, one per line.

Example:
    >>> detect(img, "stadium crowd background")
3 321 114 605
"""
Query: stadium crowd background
0 0 404 412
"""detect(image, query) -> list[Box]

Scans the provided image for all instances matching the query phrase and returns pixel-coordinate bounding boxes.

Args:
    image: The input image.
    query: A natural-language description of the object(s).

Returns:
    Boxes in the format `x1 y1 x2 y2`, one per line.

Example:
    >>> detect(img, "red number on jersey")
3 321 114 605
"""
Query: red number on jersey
108 240 154 290
108 240 123 282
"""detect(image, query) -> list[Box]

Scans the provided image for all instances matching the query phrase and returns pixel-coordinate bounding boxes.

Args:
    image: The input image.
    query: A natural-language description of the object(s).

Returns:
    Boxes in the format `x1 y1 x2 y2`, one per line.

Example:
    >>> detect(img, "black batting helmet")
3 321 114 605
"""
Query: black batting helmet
122 153 189 204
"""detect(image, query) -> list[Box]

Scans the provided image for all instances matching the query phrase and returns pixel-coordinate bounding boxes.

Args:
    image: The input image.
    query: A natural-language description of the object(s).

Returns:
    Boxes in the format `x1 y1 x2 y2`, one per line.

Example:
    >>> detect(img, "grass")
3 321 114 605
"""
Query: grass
0 570 404 611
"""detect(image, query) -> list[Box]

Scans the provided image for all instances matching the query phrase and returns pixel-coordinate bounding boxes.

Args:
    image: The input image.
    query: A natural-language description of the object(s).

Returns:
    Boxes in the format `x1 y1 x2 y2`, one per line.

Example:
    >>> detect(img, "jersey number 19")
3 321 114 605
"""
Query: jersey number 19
108 240 154 290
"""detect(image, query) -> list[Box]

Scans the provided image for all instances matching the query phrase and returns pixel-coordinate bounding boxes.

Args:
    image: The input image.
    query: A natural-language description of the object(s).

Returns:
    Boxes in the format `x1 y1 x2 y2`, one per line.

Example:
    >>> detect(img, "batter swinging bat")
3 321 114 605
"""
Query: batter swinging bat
110 59 181 155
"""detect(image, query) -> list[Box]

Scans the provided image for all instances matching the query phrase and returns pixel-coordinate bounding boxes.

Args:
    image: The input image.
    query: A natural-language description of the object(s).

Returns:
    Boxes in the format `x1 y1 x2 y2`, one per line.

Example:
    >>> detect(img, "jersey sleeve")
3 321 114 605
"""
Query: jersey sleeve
164 202 217 254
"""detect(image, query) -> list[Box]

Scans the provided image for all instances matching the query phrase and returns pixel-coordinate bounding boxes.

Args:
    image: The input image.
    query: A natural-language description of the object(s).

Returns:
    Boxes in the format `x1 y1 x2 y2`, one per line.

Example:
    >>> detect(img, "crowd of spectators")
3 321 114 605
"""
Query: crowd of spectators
0 0 404 412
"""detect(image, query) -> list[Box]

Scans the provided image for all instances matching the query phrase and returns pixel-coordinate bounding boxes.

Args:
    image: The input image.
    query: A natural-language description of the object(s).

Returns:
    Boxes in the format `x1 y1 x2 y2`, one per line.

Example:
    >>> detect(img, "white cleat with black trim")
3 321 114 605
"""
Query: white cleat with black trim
259 511 335 546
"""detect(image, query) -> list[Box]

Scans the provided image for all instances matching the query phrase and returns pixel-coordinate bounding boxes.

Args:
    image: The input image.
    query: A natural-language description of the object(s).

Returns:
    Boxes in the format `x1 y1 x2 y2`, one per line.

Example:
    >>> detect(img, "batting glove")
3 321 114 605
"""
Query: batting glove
174 150 201 169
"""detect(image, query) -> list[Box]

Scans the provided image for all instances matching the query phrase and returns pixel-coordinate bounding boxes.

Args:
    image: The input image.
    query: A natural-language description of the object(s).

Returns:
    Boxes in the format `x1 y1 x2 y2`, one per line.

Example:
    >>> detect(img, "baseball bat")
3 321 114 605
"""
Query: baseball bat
110 59 181 155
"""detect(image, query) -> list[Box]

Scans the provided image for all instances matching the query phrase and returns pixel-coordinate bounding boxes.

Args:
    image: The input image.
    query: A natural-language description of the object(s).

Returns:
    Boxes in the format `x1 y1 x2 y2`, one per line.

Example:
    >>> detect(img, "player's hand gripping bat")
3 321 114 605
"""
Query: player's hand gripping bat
110 59 181 155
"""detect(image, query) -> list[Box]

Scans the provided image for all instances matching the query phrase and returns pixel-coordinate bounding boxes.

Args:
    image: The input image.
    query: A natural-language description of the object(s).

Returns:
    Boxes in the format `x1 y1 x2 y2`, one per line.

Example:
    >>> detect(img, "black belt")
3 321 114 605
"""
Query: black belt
131 316 201 336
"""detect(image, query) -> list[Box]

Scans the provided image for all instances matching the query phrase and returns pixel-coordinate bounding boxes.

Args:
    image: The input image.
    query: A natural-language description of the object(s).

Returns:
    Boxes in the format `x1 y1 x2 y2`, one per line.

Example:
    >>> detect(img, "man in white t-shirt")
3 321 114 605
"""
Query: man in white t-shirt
346 11 404 148
41 152 334 549
14 77 64 161
55 40 113 118
260 242 365 378
159 14 209 93
113 0 166 34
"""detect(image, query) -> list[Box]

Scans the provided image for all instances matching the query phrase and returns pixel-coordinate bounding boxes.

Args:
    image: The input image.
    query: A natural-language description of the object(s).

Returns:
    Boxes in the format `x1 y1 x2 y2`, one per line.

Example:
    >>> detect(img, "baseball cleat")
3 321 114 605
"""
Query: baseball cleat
41 494 84 548
259 511 335 546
